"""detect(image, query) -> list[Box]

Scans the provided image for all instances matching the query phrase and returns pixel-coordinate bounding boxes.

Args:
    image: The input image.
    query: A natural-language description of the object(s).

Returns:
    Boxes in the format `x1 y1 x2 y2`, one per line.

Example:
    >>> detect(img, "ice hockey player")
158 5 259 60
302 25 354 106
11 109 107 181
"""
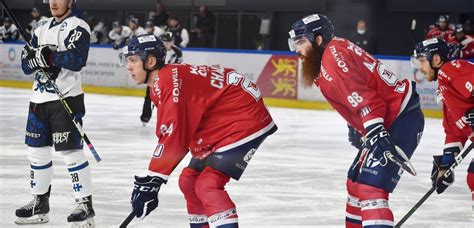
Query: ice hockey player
108 21 133 50
17 0 95 227
412 37 474 205
120 34 277 228
426 15 454 41
128 16 147 37
288 14 424 227
0 17 20 42
145 20 165 38
140 32 183 125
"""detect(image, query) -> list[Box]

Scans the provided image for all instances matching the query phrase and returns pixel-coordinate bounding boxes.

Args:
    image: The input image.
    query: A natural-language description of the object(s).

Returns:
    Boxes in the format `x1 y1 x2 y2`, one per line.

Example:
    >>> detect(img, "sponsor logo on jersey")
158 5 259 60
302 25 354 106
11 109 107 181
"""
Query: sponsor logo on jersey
329 45 349 73
153 144 164 158
26 131 41 138
320 65 333 82
455 116 469 130
172 68 181 102
437 69 451 80
52 131 71 144
436 85 447 103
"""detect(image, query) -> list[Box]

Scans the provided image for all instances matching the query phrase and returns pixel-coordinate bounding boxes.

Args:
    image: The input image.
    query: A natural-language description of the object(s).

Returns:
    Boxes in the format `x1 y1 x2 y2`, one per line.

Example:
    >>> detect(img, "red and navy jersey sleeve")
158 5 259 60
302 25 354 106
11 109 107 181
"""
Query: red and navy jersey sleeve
148 66 206 180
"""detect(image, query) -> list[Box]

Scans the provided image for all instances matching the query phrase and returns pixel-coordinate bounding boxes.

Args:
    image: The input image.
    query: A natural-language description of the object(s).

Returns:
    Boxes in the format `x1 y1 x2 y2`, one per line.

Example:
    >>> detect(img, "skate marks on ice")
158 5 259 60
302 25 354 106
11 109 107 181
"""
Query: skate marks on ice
0 88 472 227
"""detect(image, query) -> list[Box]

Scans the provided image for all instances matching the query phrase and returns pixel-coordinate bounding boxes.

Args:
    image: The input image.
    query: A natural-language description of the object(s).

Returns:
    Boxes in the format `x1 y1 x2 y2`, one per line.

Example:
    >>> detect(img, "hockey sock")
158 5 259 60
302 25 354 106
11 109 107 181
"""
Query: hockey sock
179 167 209 228
28 147 53 195
195 167 238 228
346 179 362 228
62 150 92 199
358 184 394 228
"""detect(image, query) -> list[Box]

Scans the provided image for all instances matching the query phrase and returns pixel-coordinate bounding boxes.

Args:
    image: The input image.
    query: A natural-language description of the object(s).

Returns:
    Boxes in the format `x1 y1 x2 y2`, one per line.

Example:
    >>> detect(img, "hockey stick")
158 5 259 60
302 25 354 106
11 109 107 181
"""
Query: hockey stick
384 150 416 176
410 19 417 47
119 210 136 228
395 142 474 227
0 0 101 162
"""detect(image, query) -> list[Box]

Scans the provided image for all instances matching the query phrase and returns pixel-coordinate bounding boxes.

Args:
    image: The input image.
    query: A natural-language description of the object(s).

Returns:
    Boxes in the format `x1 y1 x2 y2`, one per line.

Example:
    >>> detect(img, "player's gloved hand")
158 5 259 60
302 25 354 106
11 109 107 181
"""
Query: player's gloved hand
131 175 165 219
34 46 54 68
431 150 457 194
347 124 363 150
465 109 474 132
363 123 397 155
21 45 41 71
112 41 120 50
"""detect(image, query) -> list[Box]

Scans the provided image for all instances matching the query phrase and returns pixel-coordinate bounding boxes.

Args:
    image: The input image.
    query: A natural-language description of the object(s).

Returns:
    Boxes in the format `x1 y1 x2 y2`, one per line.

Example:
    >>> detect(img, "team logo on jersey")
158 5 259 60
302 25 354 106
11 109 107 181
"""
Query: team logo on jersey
60 22 68 31
153 144 164 158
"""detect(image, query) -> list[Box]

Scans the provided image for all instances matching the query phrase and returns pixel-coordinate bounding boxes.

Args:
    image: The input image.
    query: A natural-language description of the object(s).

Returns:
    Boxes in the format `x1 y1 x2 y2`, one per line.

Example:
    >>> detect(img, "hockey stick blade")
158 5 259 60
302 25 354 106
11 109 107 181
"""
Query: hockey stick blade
384 151 417 176
395 142 474 227
119 210 136 228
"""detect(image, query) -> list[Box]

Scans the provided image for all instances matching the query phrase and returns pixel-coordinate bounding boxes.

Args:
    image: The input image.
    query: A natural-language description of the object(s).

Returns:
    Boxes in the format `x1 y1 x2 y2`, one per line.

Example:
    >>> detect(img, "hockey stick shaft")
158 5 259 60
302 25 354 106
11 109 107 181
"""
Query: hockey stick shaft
395 142 474 227
0 0 101 162
120 210 136 228
384 151 417 176
410 19 417 47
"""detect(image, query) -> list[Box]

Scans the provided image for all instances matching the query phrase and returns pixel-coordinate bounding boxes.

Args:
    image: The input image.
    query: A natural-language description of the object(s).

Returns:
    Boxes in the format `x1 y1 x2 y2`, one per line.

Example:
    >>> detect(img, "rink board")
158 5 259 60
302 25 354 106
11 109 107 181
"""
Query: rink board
0 42 442 117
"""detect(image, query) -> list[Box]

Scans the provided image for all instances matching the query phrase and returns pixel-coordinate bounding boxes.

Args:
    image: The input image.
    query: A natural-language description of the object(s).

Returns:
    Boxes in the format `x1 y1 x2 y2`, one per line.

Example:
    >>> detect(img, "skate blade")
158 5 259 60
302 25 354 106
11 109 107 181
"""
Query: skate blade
15 214 49 225
70 218 95 228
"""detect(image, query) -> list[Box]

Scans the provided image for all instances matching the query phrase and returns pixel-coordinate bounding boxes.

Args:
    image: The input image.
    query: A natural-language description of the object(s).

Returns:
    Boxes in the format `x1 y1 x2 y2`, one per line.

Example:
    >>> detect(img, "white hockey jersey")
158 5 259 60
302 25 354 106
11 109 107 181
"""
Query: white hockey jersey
108 26 133 43
21 15 91 104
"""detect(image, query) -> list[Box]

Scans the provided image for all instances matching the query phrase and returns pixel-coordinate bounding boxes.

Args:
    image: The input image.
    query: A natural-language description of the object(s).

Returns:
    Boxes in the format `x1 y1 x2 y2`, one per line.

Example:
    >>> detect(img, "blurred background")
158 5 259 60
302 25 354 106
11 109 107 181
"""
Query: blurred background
1 0 473 55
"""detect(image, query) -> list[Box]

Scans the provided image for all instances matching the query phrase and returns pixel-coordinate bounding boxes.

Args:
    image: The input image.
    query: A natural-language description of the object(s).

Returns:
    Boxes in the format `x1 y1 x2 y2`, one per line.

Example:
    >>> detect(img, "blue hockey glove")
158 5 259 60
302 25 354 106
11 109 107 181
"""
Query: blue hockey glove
131 175 165 219
431 148 458 194
363 122 416 175
364 123 397 156
465 110 474 132
348 124 363 150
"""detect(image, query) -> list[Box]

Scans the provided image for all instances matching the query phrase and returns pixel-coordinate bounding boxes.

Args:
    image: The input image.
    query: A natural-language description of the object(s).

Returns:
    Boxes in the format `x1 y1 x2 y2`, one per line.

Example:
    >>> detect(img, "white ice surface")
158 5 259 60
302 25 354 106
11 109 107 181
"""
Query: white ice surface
0 87 472 228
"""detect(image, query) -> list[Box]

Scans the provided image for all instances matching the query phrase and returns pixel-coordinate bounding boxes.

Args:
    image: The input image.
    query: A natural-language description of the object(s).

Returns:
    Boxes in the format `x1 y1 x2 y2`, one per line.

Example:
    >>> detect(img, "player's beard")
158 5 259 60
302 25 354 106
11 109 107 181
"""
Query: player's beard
300 44 324 88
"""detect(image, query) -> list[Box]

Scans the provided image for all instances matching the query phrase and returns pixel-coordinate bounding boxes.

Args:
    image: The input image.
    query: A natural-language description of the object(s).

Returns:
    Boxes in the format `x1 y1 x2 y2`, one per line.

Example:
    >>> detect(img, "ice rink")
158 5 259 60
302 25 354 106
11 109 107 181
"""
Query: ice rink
0 87 472 228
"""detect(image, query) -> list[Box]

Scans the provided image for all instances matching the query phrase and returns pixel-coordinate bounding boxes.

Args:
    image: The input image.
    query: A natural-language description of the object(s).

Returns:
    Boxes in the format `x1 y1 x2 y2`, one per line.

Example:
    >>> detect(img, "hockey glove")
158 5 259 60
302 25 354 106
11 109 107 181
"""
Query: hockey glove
34 46 54 68
21 45 41 71
363 122 416 175
131 175 165 219
348 124 363 150
431 148 458 194
465 110 474 132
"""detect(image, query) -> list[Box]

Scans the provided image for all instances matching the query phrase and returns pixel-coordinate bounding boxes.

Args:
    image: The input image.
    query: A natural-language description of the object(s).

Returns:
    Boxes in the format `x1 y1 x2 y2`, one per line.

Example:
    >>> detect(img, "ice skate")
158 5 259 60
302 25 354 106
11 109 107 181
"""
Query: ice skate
15 187 50 225
67 196 95 228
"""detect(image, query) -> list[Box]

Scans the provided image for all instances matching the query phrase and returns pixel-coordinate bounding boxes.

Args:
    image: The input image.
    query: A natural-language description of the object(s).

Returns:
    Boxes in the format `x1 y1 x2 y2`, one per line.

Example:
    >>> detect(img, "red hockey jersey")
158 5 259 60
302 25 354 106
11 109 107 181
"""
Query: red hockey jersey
148 64 275 179
315 37 413 135
437 59 474 150
426 27 454 42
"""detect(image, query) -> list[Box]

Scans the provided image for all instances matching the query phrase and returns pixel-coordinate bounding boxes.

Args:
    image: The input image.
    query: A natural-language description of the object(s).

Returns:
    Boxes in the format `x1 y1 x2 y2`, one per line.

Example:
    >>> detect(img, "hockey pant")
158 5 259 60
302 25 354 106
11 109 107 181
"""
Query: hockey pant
179 167 237 228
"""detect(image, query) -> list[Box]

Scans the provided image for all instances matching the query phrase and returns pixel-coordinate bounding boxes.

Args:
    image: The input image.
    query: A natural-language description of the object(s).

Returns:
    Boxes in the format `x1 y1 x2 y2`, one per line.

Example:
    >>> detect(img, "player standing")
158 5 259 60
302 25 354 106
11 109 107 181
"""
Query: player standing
120 34 277 227
412 38 474 203
16 0 95 226
140 32 183 125
288 14 424 227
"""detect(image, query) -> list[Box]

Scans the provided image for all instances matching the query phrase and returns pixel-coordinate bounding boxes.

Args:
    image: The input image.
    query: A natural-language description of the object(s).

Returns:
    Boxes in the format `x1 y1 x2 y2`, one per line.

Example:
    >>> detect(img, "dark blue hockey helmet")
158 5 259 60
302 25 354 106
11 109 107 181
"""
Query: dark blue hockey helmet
288 14 335 51
119 34 166 70
413 37 450 62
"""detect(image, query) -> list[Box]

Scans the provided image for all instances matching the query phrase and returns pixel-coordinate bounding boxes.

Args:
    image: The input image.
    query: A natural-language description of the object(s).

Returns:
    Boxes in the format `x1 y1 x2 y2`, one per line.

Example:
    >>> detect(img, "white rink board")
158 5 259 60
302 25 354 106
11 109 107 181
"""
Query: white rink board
0 87 472 228
0 43 441 110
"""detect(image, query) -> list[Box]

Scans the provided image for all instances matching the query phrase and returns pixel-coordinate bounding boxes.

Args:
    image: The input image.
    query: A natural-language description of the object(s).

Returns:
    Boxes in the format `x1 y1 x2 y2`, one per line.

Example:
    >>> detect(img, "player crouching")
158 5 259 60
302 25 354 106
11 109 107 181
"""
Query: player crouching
412 38 474 205
119 34 277 227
